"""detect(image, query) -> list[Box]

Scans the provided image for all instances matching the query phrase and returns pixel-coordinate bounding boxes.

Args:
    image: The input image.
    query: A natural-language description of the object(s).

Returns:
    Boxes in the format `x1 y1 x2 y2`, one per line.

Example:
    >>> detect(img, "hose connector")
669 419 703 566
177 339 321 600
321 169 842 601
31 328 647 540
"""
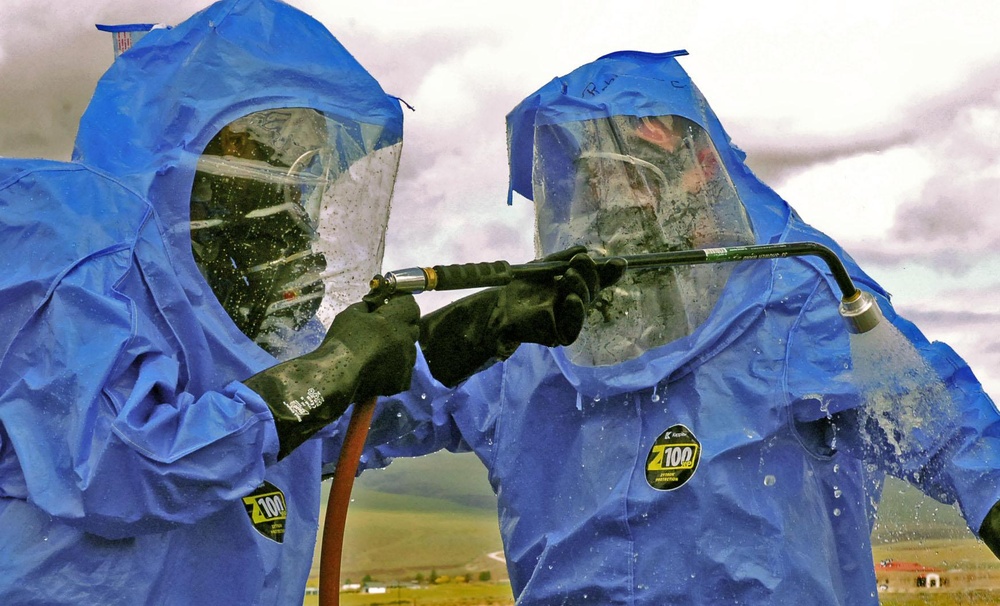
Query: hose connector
839 290 883 334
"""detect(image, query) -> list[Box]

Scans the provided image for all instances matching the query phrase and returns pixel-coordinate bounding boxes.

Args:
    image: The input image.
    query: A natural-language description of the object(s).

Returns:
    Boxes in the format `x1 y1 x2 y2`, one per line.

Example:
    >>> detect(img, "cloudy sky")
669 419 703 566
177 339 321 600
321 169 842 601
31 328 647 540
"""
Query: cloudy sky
2 0 999 393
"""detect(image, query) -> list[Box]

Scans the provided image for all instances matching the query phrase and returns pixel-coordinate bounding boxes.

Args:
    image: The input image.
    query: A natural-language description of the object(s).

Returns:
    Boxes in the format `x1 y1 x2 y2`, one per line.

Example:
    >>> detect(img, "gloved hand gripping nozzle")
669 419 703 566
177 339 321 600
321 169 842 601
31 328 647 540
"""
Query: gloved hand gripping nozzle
245 295 420 459
409 246 627 387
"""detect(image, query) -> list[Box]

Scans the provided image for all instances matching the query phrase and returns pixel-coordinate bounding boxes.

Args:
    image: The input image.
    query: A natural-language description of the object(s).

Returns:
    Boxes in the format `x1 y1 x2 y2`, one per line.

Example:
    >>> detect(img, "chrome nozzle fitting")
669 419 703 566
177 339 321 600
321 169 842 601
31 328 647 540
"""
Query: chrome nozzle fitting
839 290 883 334
376 267 436 295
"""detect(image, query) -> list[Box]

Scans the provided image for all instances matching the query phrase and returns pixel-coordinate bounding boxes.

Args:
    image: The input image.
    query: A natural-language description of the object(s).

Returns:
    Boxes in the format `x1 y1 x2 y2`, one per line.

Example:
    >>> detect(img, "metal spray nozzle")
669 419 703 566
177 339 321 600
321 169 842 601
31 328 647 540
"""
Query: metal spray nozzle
839 290 883 334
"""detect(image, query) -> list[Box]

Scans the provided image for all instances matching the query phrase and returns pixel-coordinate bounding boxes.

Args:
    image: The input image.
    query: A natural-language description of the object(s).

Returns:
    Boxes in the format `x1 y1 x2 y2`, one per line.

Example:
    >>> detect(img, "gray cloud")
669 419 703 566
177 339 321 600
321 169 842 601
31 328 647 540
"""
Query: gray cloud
885 100 1000 269
0 1 208 159
904 308 1000 331
333 26 499 107
743 134 913 185
740 58 1000 180
0 22 105 159
736 58 1000 277
3 0 999 327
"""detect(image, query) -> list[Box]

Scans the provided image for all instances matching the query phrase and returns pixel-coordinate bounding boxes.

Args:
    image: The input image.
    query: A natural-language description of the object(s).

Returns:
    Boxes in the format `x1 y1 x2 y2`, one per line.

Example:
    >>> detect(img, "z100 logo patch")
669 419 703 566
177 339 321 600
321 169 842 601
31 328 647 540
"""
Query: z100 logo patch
243 481 287 543
645 424 701 491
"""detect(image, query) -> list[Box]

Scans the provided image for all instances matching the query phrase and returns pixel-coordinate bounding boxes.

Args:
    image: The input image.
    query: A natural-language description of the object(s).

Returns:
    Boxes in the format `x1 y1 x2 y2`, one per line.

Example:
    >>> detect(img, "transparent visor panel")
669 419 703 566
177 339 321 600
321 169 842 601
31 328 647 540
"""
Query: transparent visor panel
532 114 755 367
190 108 401 358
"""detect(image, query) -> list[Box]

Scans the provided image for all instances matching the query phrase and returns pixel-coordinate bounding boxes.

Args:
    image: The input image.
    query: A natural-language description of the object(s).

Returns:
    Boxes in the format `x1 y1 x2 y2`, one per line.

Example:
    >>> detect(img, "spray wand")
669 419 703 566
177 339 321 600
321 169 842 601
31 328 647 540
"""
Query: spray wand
320 240 883 605
369 241 883 334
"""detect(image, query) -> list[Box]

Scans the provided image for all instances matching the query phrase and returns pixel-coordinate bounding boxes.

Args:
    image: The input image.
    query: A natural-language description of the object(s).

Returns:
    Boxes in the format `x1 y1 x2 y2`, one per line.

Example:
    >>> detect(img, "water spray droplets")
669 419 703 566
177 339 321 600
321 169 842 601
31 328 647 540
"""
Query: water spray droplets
850 321 956 459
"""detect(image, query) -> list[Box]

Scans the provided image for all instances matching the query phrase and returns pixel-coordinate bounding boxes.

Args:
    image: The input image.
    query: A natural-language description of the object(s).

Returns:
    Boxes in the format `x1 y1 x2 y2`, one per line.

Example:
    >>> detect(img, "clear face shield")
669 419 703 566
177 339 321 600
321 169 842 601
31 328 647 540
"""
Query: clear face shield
190 108 401 359
532 114 755 367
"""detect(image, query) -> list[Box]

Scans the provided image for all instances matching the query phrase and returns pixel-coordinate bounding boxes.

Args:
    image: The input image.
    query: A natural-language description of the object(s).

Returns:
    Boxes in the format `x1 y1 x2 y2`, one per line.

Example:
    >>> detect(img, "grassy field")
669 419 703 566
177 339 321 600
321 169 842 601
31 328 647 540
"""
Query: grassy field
873 538 1000 572
872 477 978 544
305 452 1000 605
306 453 514 604
304 583 515 606
870 479 1000 603
308 452 506 585
878 591 1000 605
335 492 507 581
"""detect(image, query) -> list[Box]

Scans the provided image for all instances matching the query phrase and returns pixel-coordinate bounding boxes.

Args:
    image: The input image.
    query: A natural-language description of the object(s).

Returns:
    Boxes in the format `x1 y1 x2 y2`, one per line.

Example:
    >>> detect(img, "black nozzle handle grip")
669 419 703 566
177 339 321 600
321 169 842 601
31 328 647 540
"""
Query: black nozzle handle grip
431 260 514 291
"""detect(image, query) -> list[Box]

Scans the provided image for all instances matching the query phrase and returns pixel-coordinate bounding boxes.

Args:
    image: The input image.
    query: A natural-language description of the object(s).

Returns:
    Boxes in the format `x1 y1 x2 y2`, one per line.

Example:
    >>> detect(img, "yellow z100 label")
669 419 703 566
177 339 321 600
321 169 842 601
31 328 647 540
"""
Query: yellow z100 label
645 424 701 491
243 481 287 543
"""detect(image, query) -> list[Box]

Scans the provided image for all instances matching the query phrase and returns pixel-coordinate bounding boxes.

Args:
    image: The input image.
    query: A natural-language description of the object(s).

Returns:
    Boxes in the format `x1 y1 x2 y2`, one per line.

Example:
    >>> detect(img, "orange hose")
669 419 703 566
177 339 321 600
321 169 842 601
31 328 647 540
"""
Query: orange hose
319 396 378 606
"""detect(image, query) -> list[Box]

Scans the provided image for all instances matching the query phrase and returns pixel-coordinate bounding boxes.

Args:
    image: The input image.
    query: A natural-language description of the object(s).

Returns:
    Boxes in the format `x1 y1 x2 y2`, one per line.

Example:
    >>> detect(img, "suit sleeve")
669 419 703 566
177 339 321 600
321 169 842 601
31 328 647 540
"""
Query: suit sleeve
0 249 279 540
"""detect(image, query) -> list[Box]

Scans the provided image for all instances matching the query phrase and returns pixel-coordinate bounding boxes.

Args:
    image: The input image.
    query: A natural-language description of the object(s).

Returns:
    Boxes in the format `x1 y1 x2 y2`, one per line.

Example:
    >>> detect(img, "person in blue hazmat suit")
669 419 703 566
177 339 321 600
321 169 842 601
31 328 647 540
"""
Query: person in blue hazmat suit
354 50 1000 605
0 1 618 604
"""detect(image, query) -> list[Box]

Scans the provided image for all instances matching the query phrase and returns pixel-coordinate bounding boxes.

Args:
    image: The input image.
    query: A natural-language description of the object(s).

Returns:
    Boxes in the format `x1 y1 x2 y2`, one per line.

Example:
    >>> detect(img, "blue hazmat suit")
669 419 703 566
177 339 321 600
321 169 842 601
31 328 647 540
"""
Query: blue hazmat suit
0 0 404 603
356 50 1000 604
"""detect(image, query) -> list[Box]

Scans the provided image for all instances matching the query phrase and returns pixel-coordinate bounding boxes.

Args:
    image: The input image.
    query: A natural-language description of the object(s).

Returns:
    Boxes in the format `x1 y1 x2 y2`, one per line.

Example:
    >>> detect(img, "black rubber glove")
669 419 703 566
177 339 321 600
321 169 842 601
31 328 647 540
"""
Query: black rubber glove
980 501 1000 560
245 295 420 459
420 246 626 387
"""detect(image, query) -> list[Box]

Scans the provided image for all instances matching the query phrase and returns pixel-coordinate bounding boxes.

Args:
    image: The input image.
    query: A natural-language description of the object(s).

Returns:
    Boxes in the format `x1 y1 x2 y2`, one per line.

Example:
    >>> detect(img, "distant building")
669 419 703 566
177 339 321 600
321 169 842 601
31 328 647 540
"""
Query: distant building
875 559 948 592
362 583 387 594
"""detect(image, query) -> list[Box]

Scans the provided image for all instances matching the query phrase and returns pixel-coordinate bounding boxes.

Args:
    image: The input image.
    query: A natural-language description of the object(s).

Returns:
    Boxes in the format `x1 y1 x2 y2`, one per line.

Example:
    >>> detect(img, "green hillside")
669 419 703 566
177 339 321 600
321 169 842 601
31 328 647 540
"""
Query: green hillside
872 476 975 543
351 449 497 511
315 450 984 585
314 451 506 583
